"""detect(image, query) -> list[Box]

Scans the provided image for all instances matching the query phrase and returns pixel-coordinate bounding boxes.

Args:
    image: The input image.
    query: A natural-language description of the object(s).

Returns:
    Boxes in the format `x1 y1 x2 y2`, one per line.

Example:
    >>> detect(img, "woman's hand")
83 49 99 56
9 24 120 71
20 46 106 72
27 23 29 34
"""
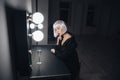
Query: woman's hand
56 35 62 45
51 48 55 54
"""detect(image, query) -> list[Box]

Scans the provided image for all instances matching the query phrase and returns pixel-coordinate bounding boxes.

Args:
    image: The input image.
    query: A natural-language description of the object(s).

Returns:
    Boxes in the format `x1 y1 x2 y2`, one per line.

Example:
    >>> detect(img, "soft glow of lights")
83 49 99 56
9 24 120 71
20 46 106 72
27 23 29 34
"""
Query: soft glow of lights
32 12 44 24
30 23 35 29
28 34 32 37
32 30 44 42
38 24 43 29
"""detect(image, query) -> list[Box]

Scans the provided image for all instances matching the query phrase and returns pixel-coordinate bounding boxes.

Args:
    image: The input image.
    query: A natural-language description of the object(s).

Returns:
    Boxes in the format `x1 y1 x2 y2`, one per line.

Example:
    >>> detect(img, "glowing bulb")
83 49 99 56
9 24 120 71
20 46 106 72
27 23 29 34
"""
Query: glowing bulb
30 23 35 29
32 30 44 42
38 24 43 29
32 12 44 24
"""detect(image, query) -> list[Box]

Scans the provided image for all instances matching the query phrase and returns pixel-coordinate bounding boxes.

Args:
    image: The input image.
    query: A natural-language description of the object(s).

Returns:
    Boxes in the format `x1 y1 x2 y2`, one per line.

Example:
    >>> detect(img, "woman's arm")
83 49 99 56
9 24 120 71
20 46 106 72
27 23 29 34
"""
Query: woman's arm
54 38 77 61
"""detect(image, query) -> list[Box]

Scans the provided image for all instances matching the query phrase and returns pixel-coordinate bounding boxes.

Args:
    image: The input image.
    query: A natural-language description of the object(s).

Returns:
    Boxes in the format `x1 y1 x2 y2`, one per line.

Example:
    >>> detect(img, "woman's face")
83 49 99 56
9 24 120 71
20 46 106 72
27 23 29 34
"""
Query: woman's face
55 26 63 36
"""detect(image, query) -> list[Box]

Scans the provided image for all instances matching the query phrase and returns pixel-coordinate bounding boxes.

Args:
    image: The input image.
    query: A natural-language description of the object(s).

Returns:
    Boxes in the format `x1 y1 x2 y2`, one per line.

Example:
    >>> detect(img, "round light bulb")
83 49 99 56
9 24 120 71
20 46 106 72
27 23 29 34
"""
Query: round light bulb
32 12 44 24
32 30 44 42
38 24 43 29
30 23 35 29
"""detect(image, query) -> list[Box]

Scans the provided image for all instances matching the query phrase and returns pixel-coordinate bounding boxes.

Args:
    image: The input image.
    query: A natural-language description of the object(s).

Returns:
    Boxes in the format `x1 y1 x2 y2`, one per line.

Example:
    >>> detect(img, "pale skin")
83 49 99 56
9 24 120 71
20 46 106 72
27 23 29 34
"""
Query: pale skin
51 26 71 54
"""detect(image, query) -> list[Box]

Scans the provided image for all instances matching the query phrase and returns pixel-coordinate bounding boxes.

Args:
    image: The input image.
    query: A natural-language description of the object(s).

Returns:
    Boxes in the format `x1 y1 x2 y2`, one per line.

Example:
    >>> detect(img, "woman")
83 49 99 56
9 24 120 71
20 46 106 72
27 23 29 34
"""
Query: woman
51 20 80 80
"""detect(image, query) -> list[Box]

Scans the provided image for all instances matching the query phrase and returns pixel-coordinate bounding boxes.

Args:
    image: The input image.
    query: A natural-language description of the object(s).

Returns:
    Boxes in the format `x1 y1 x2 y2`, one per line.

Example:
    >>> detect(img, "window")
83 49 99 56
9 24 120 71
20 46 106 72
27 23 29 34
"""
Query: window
59 1 71 26
86 5 96 27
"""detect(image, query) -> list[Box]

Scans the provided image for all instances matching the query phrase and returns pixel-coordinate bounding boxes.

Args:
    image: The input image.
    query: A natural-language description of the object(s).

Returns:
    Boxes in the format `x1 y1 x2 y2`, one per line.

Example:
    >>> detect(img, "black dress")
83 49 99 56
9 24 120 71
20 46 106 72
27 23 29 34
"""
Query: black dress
54 32 80 80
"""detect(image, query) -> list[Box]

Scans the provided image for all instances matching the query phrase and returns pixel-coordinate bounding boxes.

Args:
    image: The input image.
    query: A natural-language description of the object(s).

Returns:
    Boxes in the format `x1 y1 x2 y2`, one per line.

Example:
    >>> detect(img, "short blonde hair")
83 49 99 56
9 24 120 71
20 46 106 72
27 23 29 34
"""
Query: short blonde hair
53 20 67 37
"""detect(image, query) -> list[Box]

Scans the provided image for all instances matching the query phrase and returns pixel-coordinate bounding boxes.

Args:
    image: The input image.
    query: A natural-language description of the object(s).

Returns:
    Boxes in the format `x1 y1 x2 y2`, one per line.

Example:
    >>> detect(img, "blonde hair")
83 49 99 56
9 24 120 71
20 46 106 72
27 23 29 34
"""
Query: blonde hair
53 20 67 37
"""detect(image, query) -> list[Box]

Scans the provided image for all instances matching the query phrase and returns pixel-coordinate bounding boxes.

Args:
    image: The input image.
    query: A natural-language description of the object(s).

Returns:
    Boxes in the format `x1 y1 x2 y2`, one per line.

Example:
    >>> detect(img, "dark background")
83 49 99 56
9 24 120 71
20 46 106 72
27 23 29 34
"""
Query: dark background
0 0 120 80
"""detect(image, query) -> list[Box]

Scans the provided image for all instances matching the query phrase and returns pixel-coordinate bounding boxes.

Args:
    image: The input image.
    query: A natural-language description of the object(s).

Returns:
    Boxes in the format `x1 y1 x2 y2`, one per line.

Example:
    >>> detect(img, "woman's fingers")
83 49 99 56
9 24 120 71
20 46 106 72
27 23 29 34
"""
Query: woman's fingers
51 49 55 53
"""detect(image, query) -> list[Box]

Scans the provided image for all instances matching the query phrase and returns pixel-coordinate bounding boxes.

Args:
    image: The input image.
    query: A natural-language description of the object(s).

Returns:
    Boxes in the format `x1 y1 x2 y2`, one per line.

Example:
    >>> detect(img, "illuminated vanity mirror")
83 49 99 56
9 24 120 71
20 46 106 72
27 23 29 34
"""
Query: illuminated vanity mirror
27 12 45 66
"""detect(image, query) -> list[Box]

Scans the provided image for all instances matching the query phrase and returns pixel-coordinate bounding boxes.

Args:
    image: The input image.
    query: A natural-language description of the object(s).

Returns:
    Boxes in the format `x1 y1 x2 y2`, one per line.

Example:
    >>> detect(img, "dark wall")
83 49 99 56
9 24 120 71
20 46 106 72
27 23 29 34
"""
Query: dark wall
48 0 120 38
5 4 31 76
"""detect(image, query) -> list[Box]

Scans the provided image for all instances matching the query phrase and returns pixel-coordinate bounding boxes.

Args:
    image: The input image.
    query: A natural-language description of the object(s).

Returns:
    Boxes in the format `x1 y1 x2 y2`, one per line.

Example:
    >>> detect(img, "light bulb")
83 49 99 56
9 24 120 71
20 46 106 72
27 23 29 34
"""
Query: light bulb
38 24 43 29
30 23 35 29
32 30 44 42
32 12 44 24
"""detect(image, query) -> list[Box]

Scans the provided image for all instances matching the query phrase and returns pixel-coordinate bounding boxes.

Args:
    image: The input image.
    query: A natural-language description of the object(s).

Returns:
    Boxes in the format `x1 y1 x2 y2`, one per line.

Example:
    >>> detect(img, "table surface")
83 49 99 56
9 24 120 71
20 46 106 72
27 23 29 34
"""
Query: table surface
30 45 71 78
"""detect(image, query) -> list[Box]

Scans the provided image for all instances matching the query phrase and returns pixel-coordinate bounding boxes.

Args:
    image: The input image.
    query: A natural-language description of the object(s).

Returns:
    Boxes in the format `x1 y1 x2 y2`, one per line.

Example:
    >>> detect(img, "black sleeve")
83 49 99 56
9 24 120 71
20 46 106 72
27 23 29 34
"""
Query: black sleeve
54 38 77 61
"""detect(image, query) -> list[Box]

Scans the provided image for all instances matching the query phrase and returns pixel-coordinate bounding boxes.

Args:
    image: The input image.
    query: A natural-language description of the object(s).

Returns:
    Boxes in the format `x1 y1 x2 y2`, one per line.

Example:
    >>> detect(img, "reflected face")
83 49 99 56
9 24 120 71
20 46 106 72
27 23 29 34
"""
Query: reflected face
55 26 63 36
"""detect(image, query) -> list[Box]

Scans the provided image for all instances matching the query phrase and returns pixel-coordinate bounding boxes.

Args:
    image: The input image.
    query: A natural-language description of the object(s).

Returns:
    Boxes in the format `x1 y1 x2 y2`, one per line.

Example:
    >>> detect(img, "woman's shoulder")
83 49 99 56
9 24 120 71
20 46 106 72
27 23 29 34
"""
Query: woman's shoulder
63 32 77 48
62 32 76 44
65 32 75 39
65 32 77 44
64 33 71 39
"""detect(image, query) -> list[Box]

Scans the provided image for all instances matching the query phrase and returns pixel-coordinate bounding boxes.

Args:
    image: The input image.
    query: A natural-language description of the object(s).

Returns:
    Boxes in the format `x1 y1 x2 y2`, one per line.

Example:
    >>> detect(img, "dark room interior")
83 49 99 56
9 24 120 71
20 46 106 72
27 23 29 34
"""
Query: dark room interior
0 0 120 80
